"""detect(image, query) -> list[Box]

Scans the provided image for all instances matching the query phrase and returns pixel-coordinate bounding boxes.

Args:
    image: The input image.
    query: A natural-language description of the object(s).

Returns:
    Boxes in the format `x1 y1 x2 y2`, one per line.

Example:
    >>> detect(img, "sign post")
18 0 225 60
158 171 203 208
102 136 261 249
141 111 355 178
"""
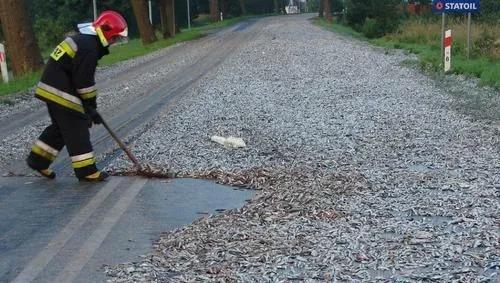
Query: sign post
93 0 97 20
433 0 480 64
432 0 480 14
444 30 452 72
148 0 153 24
0 43 9 83
467 12 471 59
187 0 191 29
441 13 446 63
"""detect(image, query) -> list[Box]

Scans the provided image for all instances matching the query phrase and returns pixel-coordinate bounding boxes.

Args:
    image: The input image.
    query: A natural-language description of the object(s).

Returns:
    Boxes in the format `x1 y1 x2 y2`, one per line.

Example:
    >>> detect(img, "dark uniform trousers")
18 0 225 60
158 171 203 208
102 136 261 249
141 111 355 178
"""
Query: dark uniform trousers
27 104 98 178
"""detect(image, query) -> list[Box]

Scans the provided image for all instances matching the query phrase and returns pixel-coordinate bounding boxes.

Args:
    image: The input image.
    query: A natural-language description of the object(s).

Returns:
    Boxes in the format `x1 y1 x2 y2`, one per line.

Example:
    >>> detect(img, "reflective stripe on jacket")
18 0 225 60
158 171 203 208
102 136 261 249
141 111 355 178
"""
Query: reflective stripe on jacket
35 34 108 115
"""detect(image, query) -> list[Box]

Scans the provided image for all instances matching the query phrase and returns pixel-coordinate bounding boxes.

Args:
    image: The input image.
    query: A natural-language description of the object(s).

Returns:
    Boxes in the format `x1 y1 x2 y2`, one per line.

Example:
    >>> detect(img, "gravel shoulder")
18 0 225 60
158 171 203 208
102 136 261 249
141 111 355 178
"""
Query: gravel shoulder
104 14 499 282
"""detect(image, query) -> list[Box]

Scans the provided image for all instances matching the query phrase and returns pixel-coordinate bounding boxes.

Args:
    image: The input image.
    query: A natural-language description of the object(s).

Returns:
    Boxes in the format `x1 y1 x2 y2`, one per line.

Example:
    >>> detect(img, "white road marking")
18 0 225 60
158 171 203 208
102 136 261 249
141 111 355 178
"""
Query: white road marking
53 178 148 283
11 178 123 283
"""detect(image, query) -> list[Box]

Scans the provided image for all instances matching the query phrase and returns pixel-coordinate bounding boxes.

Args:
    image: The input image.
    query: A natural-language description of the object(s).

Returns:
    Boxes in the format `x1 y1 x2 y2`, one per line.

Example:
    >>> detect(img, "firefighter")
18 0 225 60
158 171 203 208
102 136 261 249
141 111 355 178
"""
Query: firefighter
26 11 128 182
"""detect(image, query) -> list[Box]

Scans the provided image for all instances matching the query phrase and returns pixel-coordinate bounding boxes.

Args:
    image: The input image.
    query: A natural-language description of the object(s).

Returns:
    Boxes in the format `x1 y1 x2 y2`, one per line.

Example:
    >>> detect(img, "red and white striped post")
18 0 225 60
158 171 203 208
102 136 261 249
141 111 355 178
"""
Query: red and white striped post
0 43 9 83
444 30 452 72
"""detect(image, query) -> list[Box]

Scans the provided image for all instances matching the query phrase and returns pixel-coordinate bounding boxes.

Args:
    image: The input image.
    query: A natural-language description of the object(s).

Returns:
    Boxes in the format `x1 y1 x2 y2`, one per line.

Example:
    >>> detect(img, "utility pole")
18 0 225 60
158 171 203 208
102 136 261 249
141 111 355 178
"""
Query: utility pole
93 0 97 20
148 0 153 24
187 0 191 29
441 13 446 64
0 43 9 83
467 12 471 59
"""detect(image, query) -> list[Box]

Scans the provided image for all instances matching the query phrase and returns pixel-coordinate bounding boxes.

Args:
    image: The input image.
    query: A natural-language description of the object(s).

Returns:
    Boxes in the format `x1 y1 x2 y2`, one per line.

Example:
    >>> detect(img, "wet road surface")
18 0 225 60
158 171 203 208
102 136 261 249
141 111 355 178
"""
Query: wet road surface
0 177 253 283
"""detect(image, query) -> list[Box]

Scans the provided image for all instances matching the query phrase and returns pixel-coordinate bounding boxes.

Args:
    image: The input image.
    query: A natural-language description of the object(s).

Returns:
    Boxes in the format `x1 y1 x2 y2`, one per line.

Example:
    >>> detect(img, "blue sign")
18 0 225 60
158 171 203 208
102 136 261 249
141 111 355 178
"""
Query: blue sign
432 0 480 14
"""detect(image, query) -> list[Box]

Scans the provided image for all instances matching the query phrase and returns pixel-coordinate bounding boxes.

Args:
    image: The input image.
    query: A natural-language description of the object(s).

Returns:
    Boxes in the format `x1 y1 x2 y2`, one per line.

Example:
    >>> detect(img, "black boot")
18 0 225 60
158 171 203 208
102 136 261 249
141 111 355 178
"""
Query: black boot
78 171 109 182
27 159 56 179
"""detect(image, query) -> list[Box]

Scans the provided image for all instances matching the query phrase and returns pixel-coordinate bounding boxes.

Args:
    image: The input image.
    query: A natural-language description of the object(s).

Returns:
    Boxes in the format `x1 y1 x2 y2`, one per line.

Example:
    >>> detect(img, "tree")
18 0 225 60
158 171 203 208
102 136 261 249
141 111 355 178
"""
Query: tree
159 0 175 38
323 0 332 22
238 0 246 15
0 0 43 76
130 0 157 44
479 0 500 22
220 0 227 18
210 0 219 21
165 0 176 37
307 0 319 13
346 0 401 37
29 0 92 50
245 0 275 14
273 0 279 13
318 0 324 17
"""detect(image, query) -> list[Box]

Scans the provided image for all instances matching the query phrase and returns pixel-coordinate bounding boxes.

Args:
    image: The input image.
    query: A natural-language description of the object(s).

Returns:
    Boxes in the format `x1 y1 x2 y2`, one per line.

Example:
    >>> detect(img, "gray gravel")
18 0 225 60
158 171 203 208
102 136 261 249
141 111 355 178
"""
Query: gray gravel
104 15 500 282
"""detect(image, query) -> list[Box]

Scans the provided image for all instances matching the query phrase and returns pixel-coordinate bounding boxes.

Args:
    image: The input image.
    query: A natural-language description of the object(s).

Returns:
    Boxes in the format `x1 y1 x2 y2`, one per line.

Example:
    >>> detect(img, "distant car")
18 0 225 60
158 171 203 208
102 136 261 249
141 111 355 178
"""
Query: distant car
285 5 299 14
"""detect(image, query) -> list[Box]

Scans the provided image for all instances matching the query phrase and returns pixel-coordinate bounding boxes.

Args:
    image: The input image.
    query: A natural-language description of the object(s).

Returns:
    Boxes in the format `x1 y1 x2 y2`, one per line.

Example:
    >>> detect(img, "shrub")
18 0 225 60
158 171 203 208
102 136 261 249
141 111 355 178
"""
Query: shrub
478 0 500 23
308 0 319 13
362 18 381 38
474 30 496 58
33 18 70 51
345 0 402 37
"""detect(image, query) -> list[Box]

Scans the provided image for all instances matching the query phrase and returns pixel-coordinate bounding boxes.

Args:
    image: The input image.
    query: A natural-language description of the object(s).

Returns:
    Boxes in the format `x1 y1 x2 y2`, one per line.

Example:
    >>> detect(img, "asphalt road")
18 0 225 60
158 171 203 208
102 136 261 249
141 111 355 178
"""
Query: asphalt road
0 19 259 283
0 177 252 283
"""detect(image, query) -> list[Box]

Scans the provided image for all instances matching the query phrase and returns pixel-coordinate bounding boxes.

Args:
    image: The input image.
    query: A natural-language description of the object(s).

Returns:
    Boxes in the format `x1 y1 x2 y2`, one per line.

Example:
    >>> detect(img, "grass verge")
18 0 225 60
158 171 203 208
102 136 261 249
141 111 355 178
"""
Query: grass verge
0 72 41 98
313 17 366 40
0 15 262 97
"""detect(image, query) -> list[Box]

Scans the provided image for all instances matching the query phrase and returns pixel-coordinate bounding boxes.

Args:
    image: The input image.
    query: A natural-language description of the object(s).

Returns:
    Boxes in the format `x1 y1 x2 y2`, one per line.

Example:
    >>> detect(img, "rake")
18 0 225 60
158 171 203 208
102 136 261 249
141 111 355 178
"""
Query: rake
99 113 175 179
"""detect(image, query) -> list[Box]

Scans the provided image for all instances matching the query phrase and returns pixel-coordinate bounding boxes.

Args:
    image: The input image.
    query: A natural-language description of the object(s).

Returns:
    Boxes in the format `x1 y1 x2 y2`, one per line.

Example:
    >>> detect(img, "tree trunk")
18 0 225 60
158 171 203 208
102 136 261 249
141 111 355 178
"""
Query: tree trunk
273 0 279 13
210 0 219 22
238 0 246 15
323 0 332 22
165 0 175 37
318 0 324 17
159 0 168 38
130 0 157 44
220 0 229 18
160 0 176 38
0 0 43 76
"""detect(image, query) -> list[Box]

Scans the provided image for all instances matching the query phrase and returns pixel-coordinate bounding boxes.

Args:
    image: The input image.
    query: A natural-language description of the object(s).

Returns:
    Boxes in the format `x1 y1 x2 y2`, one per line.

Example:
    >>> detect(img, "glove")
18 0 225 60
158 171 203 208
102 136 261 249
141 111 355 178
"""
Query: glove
86 117 93 128
86 107 103 125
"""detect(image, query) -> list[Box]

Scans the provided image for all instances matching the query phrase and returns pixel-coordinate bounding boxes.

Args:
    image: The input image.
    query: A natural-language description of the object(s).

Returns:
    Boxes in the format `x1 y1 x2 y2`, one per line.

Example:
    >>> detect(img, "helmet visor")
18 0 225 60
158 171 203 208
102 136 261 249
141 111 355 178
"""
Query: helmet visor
109 28 128 46
109 35 129 46
118 27 128 37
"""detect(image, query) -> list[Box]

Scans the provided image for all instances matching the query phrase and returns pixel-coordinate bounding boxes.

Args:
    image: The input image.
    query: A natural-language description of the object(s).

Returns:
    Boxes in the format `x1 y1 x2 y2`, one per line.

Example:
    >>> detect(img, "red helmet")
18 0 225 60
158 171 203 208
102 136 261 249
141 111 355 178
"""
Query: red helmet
93 11 128 46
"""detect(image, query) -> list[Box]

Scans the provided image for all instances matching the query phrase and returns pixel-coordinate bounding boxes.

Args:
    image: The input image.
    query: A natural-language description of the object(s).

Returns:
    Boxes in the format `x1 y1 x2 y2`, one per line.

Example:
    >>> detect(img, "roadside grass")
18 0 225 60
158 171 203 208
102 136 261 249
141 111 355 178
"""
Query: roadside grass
313 17 365 40
0 14 261 97
314 17 500 90
192 14 213 27
0 72 41 98
377 18 500 89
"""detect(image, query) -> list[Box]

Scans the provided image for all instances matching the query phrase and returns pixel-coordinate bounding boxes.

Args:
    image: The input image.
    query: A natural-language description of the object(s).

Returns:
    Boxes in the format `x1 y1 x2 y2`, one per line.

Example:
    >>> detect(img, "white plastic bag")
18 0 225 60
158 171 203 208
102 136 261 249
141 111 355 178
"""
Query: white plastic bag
210 135 246 148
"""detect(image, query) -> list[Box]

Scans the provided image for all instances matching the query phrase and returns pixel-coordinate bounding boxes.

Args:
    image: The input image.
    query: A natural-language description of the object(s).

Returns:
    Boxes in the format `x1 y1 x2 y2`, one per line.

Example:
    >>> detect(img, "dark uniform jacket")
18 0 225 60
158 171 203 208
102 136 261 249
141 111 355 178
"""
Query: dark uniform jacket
35 34 109 116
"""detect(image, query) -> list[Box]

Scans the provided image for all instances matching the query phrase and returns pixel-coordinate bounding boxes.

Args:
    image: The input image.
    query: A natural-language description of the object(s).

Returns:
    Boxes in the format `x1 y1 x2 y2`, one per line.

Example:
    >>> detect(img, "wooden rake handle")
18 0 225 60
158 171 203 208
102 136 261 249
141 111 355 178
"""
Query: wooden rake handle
99 114 142 169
